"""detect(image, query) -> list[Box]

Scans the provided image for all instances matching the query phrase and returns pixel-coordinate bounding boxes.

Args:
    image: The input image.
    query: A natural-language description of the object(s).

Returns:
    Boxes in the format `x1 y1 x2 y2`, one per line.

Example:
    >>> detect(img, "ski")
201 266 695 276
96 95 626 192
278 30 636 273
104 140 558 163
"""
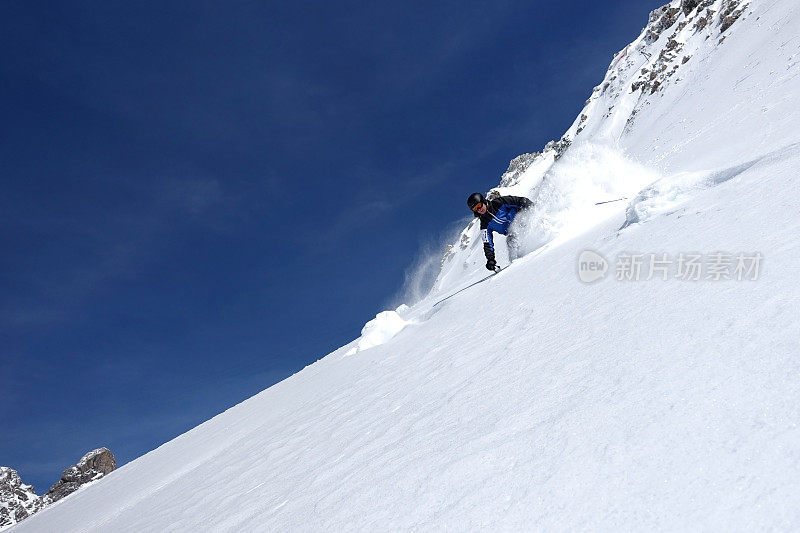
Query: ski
432 267 501 307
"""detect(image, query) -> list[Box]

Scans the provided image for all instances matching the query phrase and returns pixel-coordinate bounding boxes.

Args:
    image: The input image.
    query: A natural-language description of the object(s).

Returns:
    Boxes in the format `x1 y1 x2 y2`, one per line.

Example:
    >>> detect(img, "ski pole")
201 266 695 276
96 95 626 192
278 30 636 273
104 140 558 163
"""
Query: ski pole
595 197 627 205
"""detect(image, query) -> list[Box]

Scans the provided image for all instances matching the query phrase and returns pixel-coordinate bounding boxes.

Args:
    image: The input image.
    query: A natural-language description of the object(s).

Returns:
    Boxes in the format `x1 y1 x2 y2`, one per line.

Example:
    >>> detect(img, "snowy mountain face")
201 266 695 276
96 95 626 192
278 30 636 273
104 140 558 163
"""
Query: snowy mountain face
434 0 757 296
13 0 800 530
0 469 42 531
1 449 115 530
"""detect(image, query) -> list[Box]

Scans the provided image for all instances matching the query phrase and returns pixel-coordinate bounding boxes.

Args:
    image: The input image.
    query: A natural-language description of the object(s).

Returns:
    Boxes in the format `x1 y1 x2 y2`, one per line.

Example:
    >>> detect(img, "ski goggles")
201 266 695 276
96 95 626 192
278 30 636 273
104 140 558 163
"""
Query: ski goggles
471 202 483 212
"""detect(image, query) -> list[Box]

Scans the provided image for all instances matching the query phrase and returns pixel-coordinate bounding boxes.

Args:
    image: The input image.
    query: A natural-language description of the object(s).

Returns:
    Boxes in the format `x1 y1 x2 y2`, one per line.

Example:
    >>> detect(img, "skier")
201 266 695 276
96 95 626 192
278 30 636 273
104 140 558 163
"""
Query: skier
467 192 533 271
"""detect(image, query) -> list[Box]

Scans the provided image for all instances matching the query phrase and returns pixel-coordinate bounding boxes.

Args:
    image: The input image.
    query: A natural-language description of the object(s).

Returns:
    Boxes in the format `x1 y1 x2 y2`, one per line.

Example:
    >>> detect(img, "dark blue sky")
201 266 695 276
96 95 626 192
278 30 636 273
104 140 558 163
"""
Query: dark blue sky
1 0 662 492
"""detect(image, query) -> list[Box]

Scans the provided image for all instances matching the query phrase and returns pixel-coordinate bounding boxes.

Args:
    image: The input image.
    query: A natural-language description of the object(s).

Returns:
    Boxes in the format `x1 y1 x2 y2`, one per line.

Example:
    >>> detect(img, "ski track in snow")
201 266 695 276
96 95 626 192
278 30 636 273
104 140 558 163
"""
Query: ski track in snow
12 0 800 531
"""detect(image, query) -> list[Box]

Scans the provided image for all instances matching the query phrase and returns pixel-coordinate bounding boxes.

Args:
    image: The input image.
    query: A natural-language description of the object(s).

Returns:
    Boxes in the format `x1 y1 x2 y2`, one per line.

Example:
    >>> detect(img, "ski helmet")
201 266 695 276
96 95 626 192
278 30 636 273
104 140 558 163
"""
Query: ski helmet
467 192 485 211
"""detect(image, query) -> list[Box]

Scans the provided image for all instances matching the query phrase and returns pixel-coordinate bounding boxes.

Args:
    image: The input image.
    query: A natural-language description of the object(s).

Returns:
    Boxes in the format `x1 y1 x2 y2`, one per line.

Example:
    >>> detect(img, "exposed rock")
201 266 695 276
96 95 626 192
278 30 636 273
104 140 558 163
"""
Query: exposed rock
0 467 43 529
645 5 680 44
694 7 715 32
665 38 680 52
681 0 699 16
720 0 748 33
650 80 662 94
43 448 116 505
631 1 732 95
624 108 639 130
576 113 589 135
499 152 541 187
543 137 572 161
627 0 753 96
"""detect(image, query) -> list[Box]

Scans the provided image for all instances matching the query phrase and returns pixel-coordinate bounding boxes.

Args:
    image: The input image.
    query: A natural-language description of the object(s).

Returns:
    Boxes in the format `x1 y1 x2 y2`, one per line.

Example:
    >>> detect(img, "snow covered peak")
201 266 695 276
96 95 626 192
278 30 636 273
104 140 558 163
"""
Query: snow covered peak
0 468 42 531
432 0 756 298
572 0 751 141
1 448 117 530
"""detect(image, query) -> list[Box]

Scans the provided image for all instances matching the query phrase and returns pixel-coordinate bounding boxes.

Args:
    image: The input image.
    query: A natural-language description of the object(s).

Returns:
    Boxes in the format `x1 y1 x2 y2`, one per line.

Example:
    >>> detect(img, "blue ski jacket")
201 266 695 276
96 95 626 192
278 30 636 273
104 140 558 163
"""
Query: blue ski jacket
474 195 532 262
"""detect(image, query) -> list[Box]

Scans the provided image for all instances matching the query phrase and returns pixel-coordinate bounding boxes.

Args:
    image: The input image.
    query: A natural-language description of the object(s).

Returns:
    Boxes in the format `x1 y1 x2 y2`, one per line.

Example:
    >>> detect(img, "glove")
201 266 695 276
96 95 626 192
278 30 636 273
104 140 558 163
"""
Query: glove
486 259 497 271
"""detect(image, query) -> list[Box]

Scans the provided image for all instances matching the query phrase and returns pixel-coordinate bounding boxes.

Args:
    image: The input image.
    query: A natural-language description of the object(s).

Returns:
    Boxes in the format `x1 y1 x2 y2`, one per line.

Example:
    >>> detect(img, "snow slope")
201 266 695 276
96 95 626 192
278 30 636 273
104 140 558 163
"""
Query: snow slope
13 0 800 530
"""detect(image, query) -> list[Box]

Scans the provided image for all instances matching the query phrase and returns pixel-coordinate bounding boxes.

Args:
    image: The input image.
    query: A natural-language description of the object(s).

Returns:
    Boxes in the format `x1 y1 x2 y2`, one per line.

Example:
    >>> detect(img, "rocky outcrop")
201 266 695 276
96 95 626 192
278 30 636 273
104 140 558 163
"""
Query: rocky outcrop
681 0 700 15
720 0 748 33
0 468 43 530
631 0 750 95
645 4 681 44
498 137 571 188
499 153 540 187
0 448 116 530
544 137 572 160
43 448 116 504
